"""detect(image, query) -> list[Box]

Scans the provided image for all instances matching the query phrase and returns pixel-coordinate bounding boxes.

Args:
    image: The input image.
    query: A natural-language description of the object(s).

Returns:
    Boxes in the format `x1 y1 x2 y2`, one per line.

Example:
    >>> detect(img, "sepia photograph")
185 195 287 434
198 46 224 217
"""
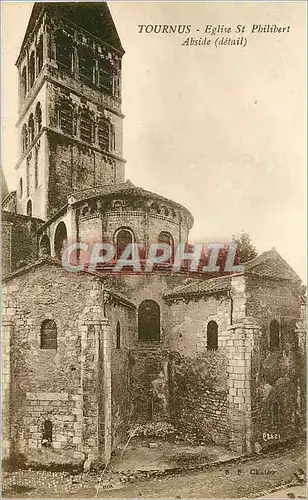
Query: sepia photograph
1 1 306 498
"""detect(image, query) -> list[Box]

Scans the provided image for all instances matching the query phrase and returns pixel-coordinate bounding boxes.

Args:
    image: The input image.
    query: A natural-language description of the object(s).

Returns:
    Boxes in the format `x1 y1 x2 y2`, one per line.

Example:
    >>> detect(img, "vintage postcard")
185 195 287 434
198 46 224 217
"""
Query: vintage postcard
1 1 306 499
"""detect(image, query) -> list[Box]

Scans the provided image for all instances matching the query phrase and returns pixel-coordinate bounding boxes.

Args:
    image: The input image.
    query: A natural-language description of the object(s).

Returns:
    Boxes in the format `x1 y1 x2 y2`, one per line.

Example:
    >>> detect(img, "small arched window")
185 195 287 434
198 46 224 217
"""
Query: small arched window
272 401 279 426
55 30 72 73
26 199 33 217
80 110 92 143
59 102 73 136
28 114 35 143
21 124 28 153
207 321 218 350
19 178 23 198
269 320 280 350
40 319 57 349
42 419 52 447
40 235 51 257
54 221 68 260
116 321 121 349
36 35 43 76
158 231 174 262
29 52 35 87
115 228 133 259
21 66 27 100
35 102 42 133
79 46 94 85
98 119 110 151
138 300 160 342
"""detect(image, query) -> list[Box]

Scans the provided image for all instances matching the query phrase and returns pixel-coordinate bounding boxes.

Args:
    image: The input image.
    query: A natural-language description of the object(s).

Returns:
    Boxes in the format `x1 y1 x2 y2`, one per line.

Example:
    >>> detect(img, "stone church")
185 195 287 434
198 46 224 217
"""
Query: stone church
2 2 306 466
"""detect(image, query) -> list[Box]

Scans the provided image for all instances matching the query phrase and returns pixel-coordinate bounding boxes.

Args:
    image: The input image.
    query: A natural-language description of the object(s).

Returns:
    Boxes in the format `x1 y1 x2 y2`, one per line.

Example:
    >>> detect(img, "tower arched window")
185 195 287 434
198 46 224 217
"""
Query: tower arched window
36 35 43 76
54 221 68 260
59 102 73 136
26 157 30 197
21 124 28 153
35 102 42 133
28 114 35 143
269 320 280 350
98 55 113 94
116 321 121 349
79 46 94 85
55 30 72 73
42 419 53 447
158 231 174 263
39 235 51 257
26 199 33 217
19 178 23 198
29 51 35 87
21 66 27 100
40 319 57 349
98 119 110 151
207 321 218 350
80 110 92 143
115 228 134 259
138 300 160 342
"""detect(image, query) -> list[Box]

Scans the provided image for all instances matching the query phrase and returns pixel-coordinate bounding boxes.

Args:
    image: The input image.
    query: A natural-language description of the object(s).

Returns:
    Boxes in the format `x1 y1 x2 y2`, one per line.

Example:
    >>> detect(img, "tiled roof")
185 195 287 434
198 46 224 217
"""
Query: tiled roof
164 275 232 299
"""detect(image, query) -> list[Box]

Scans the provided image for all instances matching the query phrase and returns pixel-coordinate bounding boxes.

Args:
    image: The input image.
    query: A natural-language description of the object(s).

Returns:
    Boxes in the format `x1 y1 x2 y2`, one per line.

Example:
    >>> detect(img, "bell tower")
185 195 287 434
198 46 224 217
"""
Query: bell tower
15 2 125 220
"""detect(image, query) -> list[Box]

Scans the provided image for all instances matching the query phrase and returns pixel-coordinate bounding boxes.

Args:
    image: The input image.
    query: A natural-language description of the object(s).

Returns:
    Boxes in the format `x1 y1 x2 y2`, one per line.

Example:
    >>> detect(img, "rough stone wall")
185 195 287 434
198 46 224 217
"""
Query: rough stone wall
1 317 13 458
2 263 109 463
245 274 303 446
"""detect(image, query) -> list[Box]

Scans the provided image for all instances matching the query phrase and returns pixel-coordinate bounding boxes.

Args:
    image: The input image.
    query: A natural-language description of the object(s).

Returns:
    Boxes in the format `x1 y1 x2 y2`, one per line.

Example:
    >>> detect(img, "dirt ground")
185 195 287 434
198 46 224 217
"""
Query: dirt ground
2 440 306 499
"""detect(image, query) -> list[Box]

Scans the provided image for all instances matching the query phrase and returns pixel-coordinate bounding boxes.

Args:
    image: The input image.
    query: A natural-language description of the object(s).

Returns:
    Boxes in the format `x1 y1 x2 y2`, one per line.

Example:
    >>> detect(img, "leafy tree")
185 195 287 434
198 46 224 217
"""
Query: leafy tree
234 232 258 263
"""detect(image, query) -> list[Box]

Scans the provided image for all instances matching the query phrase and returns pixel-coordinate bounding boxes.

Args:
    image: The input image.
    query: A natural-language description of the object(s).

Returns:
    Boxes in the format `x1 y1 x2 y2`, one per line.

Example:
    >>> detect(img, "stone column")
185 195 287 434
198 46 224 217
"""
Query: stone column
1 316 14 458
226 317 261 454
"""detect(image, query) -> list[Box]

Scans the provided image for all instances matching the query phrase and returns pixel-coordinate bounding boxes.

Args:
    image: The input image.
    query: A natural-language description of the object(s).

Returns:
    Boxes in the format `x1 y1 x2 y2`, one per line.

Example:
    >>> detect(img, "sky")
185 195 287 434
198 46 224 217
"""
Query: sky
1 1 306 280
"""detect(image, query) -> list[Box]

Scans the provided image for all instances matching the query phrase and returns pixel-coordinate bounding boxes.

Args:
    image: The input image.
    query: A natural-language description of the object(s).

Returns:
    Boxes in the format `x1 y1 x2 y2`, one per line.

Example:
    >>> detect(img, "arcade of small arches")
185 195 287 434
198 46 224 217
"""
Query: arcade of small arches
77 197 192 228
